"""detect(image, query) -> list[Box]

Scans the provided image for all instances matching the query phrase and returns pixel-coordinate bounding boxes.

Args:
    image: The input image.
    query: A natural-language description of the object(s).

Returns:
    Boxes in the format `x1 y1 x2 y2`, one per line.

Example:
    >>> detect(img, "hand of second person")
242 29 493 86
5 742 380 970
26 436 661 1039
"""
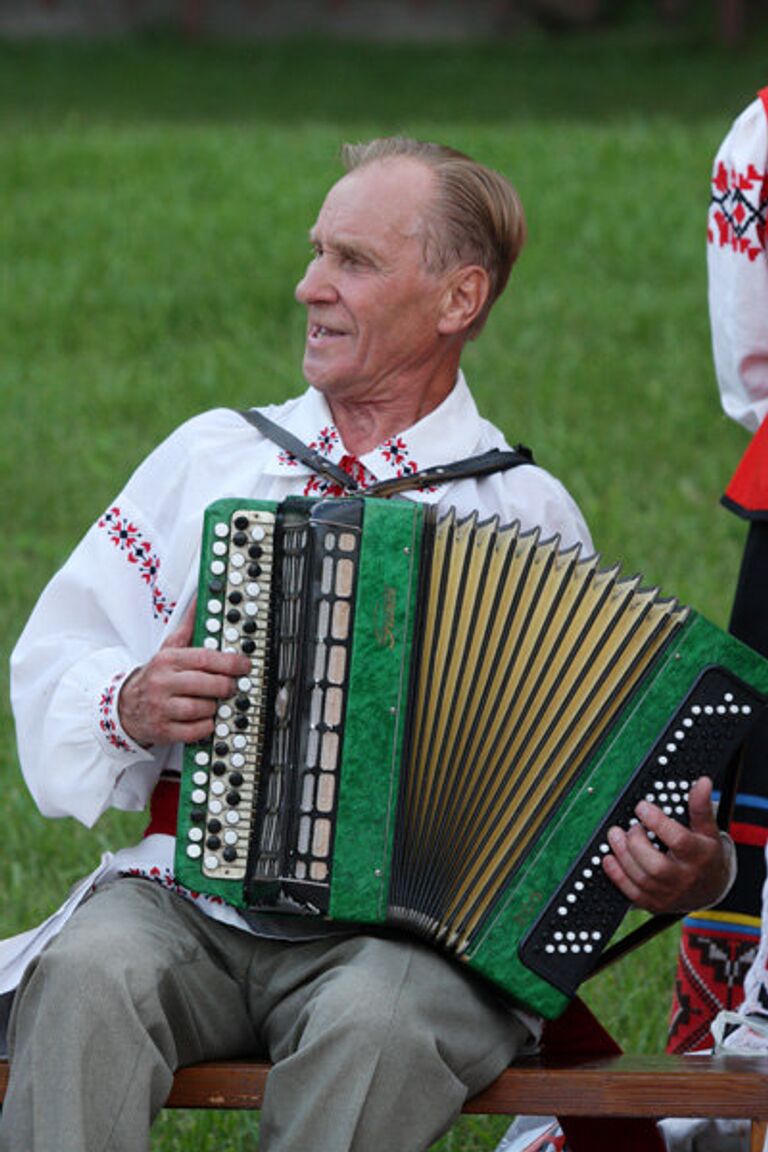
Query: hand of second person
118 599 252 748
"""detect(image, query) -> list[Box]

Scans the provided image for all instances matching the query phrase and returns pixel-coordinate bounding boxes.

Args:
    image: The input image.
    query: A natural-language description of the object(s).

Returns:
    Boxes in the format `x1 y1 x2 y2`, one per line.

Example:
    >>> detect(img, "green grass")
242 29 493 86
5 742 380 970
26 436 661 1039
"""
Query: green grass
2 26 767 1148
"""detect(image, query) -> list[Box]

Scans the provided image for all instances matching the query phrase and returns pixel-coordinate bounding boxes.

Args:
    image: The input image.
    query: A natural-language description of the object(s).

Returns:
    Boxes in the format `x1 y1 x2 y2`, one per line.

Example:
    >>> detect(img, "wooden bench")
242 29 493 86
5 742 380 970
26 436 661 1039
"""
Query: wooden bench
2 1052 768 1147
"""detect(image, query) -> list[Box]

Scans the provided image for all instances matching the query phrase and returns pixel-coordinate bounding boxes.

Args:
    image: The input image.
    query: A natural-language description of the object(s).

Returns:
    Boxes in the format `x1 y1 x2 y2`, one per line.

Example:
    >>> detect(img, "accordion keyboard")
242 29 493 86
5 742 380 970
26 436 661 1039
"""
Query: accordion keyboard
248 500 362 905
182 507 276 881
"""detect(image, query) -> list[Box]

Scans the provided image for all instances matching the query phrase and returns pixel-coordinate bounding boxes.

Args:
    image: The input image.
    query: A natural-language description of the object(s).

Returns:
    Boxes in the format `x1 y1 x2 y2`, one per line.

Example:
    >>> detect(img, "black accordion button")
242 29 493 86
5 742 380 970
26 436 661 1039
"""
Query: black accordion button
242 639 256 654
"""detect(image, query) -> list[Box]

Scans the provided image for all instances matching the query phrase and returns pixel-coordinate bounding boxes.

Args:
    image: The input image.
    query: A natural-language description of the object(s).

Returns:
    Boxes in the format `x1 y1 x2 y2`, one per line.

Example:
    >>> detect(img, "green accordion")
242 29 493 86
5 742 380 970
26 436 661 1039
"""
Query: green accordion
175 496 768 1018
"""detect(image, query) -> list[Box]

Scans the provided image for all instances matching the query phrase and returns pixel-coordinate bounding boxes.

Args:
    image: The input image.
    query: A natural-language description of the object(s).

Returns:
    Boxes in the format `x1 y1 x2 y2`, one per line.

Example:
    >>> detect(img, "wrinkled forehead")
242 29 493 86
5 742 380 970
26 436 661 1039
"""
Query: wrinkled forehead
312 157 437 247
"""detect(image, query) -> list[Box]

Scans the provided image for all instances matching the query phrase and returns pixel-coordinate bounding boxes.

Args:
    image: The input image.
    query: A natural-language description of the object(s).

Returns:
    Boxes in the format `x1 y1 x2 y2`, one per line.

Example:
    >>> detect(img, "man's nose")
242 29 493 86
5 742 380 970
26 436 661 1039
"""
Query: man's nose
295 257 338 305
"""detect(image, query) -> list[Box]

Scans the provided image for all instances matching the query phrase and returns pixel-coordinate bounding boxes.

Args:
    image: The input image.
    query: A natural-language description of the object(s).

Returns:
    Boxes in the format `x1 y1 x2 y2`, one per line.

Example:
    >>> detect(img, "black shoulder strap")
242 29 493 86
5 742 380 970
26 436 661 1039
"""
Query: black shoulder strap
239 407 534 496
240 407 354 490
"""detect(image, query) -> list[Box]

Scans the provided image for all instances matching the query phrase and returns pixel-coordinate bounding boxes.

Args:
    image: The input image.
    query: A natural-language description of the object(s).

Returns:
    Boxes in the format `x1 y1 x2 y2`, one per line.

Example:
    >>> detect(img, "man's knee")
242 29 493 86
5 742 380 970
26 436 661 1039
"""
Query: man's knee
11 881 200 1050
293 936 511 1070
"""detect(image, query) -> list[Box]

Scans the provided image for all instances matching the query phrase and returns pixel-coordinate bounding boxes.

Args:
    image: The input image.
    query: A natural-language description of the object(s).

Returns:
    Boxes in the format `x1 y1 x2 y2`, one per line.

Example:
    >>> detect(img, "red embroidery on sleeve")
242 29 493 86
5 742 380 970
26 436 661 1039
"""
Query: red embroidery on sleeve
97 506 176 624
98 672 133 753
709 159 768 260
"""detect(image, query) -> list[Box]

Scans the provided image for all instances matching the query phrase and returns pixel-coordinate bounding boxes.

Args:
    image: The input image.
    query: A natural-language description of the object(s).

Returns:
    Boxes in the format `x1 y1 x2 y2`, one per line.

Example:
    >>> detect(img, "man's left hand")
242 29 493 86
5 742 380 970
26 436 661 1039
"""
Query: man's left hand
601 776 732 915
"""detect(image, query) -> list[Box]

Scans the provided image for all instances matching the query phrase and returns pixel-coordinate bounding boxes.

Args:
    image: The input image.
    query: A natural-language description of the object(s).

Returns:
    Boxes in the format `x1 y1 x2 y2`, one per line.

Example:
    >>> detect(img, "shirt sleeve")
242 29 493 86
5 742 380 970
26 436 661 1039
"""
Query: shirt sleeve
708 91 768 433
9 411 237 828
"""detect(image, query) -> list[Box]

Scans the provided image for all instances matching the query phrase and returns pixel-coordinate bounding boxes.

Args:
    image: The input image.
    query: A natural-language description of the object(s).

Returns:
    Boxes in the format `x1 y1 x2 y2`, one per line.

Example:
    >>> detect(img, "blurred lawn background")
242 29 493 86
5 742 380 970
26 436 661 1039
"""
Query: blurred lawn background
2 14 768 1149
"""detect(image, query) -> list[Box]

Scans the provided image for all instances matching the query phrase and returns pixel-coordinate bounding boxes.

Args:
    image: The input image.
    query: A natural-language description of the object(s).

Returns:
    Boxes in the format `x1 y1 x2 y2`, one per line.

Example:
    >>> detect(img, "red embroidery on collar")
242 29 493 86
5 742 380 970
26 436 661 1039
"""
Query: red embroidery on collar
302 454 374 498
280 424 435 494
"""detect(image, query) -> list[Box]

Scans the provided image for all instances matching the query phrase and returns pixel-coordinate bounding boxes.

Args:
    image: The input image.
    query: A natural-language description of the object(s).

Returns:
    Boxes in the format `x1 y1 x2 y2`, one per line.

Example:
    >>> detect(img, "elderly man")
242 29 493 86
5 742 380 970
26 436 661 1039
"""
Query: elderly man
0 138 731 1152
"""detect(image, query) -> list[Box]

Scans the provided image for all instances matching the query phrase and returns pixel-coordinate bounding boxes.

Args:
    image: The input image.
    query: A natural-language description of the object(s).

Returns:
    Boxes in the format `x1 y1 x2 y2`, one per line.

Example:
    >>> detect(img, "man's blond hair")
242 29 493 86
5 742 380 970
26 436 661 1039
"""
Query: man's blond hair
341 137 527 336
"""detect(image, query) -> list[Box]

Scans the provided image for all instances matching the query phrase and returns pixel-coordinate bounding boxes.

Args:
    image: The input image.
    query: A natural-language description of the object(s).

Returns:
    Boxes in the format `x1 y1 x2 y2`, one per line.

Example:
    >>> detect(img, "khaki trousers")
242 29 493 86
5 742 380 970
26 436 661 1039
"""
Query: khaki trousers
0 878 531 1152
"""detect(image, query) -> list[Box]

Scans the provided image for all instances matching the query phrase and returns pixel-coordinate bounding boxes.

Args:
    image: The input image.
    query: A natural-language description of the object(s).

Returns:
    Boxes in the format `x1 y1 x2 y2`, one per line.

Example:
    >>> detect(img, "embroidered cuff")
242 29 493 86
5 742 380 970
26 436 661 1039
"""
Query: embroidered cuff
97 671 148 757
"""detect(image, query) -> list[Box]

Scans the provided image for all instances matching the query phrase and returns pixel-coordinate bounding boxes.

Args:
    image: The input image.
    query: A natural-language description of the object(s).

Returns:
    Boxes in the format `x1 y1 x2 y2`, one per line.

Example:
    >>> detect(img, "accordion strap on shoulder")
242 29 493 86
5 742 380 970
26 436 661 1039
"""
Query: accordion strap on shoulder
239 407 356 491
238 408 534 497
363 446 534 498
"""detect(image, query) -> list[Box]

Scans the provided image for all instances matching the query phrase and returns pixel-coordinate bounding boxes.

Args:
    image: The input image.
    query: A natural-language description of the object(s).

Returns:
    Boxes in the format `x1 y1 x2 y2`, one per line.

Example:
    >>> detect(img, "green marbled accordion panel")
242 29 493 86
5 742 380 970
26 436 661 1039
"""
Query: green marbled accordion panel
175 497 768 1018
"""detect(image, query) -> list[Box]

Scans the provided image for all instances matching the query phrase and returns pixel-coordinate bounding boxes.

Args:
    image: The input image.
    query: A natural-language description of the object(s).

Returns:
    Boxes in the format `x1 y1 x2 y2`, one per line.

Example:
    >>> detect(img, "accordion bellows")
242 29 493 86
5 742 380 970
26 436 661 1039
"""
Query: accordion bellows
176 497 768 1017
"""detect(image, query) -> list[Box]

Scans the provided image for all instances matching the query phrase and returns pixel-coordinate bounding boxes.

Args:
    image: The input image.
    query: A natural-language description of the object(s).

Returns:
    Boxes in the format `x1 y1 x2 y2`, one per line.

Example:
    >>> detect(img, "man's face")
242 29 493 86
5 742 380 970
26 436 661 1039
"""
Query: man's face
295 158 453 404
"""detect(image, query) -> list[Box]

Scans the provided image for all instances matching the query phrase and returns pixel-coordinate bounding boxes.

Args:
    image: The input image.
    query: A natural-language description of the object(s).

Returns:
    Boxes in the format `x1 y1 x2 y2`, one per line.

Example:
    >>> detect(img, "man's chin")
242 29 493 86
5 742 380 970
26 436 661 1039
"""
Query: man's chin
303 367 348 398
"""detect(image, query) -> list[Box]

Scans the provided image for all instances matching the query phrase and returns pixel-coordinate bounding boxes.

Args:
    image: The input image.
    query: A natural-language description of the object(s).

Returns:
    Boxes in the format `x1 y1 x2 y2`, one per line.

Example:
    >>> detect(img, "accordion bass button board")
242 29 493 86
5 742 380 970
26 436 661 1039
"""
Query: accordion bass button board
175 496 768 1018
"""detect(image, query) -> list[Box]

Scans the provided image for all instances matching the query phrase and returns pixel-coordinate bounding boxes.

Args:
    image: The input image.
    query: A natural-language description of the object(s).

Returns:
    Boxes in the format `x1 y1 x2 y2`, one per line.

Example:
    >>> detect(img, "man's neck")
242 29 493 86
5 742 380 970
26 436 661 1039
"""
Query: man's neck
325 366 460 457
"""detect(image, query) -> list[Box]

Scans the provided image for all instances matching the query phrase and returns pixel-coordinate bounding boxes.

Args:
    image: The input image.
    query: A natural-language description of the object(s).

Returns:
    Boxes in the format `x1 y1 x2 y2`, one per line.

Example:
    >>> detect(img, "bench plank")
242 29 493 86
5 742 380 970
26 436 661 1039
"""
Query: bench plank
464 1054 768 1118
3 1053 768 1130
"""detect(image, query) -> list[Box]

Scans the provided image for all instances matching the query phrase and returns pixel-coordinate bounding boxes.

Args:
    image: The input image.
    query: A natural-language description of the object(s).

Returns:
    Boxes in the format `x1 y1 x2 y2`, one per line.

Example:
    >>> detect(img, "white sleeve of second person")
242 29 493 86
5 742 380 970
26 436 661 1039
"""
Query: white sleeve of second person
708 94 768 433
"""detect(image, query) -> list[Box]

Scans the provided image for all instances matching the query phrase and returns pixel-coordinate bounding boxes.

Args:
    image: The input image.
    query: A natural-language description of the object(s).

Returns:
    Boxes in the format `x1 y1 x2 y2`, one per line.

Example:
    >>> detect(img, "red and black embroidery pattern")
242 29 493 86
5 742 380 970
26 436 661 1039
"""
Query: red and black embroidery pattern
667 925 758 1053
119 865 224 906
302 455 373 499
98 506 176 623
98 672 133 753
279 423 430 496
709 159 768 261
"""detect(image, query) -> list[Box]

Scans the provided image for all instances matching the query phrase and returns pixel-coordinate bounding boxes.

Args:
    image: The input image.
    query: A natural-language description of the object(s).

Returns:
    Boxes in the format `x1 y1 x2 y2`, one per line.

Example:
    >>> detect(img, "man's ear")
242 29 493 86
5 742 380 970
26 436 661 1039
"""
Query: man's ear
437 266 491 336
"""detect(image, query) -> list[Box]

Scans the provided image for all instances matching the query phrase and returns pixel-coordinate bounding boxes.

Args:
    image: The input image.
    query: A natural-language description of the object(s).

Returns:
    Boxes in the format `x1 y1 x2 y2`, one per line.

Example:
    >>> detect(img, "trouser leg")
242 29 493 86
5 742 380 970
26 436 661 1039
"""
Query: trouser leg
1 880 532 1152
0 879 261 1152
253 933 532 1152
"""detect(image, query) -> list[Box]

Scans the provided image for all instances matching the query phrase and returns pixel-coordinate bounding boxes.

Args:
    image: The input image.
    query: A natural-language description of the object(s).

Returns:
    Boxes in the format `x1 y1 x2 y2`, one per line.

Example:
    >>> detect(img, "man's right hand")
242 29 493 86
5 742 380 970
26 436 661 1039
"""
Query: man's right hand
118 599 252 748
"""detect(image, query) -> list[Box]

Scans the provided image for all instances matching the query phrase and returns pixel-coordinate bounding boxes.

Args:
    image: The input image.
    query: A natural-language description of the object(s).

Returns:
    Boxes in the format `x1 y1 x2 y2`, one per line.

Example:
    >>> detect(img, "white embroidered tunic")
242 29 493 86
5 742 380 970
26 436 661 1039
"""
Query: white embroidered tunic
1 375 592 1048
